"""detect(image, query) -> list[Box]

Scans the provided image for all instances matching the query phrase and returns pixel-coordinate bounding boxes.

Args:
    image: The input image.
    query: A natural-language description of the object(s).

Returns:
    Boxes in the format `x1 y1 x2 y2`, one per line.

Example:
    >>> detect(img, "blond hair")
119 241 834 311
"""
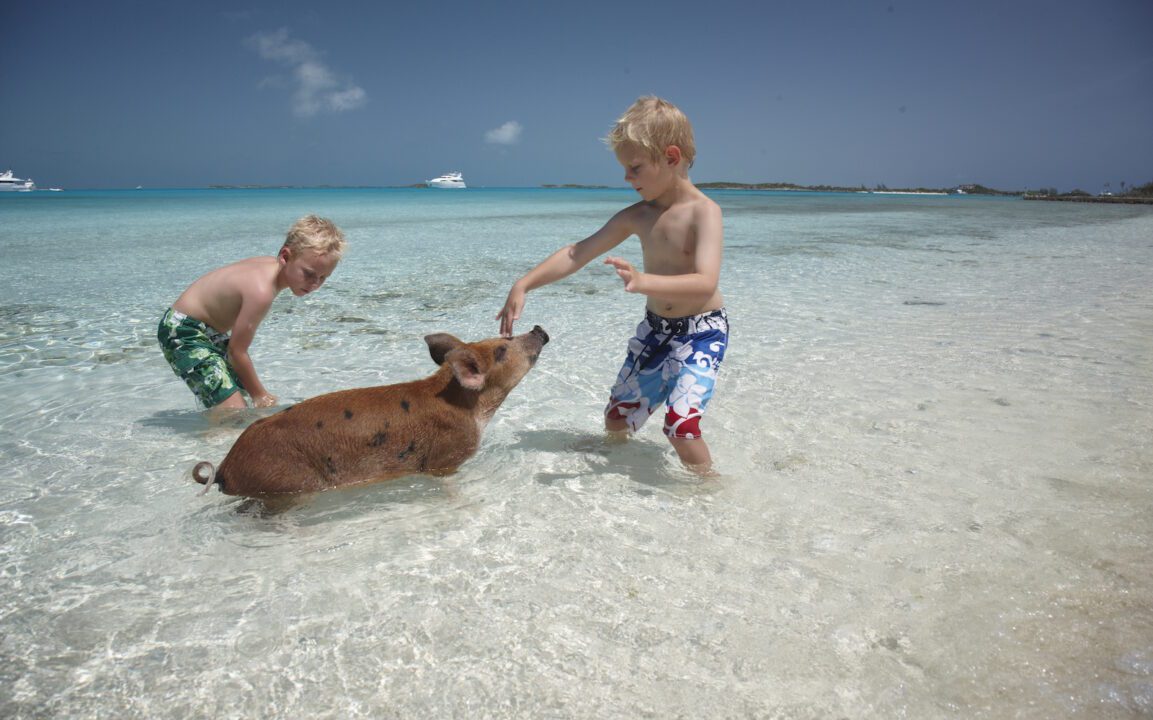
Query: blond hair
282 215 346 259
605 96 696 168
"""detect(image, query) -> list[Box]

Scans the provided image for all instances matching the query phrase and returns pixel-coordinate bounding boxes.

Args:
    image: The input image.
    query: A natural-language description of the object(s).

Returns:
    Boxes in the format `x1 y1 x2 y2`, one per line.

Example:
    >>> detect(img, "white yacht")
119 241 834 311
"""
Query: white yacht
0 169 35 192
426 171 466 189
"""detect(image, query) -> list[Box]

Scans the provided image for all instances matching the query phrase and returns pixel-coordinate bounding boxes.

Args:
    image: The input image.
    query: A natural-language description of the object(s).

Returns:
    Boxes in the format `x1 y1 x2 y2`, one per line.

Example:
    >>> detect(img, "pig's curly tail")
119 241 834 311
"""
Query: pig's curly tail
192 461 217 496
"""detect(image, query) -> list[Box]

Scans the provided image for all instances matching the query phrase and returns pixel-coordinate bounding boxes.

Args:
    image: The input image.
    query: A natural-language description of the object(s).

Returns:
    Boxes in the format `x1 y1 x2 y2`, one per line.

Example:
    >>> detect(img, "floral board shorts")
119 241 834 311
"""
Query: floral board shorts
605 308 729 439
157 307 244 408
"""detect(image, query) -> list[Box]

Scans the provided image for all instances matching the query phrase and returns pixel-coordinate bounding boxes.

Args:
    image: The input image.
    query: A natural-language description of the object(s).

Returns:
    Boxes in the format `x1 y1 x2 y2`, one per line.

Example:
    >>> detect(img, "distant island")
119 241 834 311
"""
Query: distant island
1022 180 1153 204
695 181 1017 195
694 180 1153 204
1024 194 1153 205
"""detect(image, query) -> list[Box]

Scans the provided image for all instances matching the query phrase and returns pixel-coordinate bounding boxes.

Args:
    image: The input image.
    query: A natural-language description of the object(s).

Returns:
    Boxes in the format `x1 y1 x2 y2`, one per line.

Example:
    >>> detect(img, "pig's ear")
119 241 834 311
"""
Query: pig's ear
445 347 488 391
425 333 463 366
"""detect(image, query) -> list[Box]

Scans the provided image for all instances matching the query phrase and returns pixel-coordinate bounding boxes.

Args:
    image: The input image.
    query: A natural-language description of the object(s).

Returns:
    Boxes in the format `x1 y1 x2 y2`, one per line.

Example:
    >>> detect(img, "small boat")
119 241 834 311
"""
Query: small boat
0 169 36 192
426 171 466 189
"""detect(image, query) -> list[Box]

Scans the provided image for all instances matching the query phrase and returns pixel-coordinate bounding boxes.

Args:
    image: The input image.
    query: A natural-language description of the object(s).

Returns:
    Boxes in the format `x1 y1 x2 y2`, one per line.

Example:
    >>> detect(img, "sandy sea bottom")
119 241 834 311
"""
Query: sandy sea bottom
1 189 1151 718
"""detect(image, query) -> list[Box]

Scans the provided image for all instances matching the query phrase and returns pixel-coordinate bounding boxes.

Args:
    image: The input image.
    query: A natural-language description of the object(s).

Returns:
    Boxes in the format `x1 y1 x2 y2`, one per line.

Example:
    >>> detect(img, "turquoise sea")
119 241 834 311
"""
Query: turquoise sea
2 187 1152 717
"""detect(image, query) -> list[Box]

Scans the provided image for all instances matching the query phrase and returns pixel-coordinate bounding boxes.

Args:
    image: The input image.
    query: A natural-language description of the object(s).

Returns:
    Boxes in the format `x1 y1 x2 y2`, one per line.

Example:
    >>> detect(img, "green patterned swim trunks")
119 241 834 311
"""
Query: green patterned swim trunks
157 307 245 408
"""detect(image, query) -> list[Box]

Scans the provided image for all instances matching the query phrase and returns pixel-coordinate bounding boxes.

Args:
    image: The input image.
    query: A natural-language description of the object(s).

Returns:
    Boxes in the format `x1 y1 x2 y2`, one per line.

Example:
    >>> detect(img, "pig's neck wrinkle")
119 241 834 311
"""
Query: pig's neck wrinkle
442 381 511 418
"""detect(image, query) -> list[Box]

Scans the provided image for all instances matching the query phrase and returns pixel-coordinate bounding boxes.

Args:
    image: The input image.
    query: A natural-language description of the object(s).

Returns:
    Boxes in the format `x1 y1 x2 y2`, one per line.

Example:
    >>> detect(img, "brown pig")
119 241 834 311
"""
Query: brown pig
192 326 549 497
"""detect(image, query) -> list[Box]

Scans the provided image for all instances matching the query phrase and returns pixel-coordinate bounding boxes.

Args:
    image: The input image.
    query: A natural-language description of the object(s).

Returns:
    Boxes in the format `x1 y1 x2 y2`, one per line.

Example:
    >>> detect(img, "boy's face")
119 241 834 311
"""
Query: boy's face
279 247 339 297
615 145 677 201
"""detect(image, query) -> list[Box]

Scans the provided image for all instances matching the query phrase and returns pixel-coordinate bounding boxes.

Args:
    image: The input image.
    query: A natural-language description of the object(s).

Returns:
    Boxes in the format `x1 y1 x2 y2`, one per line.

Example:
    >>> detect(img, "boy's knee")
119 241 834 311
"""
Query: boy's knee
605 400 641 432
667 433 713 472
213 390 247 410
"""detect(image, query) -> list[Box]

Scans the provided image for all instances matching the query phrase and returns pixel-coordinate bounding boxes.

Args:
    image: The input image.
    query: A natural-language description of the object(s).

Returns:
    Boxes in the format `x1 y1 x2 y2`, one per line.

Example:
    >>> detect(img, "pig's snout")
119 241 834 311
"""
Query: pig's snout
530 325 549 345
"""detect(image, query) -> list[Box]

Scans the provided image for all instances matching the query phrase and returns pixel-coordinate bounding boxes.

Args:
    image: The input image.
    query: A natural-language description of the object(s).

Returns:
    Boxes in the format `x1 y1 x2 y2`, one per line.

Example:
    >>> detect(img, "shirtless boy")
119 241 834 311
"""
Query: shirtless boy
496 96 728 470
158 215 346 411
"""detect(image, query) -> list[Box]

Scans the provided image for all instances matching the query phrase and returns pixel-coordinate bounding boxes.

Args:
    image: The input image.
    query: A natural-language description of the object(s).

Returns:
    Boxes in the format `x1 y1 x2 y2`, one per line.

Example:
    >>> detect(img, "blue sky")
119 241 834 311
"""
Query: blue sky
3 1 1151 191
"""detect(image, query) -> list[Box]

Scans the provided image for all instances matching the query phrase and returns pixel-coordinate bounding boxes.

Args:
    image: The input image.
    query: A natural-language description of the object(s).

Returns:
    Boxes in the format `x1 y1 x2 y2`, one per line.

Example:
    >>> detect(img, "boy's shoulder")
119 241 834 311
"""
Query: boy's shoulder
698 196 722 222
616 191 721 224
216 256 280 293
220 255 277 275
689 182 722 211
672 186 722 223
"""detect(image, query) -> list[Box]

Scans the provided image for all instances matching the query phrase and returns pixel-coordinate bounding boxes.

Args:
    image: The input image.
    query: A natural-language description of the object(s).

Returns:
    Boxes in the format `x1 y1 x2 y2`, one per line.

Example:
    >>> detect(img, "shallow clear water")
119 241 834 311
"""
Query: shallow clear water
2 188 1151 717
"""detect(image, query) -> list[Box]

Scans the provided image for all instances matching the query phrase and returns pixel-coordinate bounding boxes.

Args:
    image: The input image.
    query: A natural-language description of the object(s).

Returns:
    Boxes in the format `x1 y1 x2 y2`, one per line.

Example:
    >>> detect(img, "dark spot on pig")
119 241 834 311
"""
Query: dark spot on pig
494 345 508 363
401 400 410 412
369 431 388 447
420 454 429 471
398 440 416 459
316 420 324 429
344 409 353 419
324 457 337 475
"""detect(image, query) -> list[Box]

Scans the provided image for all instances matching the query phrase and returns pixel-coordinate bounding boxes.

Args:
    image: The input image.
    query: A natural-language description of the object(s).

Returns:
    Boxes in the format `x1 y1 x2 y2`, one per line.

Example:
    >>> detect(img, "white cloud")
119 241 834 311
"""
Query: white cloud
327 86 367 112
248 28 366 117
485 121 523 145
250 28 315 64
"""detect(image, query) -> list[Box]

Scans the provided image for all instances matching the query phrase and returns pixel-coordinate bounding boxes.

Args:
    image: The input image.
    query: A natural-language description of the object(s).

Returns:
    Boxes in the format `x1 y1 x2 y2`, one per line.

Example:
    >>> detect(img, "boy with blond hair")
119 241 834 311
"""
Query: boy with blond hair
158 215 346 411
497 96 728 471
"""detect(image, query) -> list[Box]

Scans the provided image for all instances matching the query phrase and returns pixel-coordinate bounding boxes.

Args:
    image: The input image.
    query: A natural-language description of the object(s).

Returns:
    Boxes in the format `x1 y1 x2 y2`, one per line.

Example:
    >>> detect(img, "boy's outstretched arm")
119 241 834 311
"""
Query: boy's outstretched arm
227 292 277 408
497 211 633 336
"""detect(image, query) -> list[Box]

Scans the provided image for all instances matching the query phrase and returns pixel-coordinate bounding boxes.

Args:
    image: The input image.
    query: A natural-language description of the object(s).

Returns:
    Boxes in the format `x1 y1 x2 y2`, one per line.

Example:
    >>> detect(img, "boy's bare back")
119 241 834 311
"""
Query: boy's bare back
172 256 280 335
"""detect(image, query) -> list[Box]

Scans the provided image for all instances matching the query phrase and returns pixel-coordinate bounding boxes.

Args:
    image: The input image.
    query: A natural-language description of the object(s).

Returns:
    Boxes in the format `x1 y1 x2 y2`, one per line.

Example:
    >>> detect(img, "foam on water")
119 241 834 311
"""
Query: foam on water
1 189 1152 717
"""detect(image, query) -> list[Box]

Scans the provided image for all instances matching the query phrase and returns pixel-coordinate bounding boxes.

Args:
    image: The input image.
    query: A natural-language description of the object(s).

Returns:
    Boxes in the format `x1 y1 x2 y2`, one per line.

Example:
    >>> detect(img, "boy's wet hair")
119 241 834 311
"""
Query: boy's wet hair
282 215 347 258
605 96 696 168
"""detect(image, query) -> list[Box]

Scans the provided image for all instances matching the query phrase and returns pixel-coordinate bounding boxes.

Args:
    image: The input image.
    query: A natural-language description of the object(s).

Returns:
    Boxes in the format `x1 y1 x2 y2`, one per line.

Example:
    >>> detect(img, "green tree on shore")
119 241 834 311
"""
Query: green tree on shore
1128 180 1153 197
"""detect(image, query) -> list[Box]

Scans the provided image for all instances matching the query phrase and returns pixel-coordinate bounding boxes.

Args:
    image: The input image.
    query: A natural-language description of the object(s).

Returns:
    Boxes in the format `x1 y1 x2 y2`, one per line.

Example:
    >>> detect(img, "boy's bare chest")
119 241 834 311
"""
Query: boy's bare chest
636 210 697 266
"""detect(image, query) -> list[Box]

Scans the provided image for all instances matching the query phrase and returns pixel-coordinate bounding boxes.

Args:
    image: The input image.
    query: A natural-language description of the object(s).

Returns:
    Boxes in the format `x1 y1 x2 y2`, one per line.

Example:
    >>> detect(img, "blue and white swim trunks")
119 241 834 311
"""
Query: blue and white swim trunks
605 308 729 439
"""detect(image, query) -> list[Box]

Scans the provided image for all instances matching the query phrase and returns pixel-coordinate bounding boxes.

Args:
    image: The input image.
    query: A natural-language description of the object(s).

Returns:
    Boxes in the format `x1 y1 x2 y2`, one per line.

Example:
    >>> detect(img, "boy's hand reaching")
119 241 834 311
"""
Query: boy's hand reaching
605 256 642 293
253 393 279 409
496 285 526 337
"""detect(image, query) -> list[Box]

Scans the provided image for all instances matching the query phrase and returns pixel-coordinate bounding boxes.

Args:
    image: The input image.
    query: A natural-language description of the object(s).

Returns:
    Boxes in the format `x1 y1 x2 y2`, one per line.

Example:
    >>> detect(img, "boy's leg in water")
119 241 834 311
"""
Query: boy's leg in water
604 416 631 443
670 436 712 472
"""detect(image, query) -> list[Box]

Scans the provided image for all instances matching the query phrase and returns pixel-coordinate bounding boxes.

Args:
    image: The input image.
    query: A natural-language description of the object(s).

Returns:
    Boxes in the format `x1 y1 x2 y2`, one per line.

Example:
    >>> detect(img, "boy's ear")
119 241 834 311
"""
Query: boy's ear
277 246 292 265
664 145 682 167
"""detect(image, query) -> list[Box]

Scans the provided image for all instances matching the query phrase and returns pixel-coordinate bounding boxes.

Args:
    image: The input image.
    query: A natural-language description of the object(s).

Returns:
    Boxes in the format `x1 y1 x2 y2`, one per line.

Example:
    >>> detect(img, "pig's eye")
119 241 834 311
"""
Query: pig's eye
494 345 508 363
